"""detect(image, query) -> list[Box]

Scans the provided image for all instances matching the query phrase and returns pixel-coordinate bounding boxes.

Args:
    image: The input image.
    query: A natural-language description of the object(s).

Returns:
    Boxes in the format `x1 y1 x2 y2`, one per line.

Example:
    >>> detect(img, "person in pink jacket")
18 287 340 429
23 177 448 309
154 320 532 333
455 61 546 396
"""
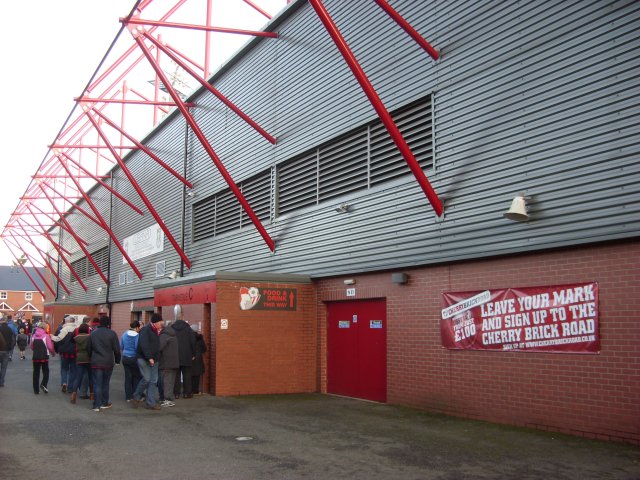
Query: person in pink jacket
30 323 56 394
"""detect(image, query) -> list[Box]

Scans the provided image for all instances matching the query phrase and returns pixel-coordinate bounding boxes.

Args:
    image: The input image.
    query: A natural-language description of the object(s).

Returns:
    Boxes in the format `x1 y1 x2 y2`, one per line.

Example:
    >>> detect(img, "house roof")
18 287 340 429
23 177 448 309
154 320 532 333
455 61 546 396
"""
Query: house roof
0 266 45 291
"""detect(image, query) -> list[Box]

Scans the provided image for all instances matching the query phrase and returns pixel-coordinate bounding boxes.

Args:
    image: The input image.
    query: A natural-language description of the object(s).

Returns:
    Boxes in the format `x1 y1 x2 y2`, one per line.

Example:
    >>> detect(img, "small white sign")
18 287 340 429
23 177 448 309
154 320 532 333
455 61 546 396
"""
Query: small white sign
346 288 356 297
221 318 229 330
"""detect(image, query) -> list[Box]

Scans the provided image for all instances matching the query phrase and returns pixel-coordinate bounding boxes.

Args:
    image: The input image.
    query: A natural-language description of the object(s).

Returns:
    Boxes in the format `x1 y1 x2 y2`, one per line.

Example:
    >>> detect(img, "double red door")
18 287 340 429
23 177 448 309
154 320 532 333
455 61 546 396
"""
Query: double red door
327 299 387 402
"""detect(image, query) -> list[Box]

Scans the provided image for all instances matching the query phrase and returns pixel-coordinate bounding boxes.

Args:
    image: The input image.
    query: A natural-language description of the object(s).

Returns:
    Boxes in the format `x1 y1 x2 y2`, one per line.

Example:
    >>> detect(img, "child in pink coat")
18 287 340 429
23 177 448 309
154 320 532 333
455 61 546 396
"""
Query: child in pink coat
30 323 56 394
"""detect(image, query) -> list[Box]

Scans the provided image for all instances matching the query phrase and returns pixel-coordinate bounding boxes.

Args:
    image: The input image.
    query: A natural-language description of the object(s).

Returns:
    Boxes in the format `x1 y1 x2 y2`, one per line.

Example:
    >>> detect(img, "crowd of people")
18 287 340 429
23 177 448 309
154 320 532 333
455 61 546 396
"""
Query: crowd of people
0 312 207 412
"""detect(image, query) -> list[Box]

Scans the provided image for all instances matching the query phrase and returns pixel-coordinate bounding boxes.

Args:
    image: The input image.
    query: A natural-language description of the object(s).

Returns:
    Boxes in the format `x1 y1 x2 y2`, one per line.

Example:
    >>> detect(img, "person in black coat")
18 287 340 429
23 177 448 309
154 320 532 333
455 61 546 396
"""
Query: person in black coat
191 328 207 395
171 318 196 398
132 313 163 410
87 316 121 411
0 318 16 387
158 323 179 407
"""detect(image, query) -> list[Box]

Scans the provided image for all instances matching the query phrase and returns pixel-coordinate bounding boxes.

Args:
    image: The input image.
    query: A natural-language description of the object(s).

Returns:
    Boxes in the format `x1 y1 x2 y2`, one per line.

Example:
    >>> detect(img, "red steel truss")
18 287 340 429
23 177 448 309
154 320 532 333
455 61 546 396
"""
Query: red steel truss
1 0 442 297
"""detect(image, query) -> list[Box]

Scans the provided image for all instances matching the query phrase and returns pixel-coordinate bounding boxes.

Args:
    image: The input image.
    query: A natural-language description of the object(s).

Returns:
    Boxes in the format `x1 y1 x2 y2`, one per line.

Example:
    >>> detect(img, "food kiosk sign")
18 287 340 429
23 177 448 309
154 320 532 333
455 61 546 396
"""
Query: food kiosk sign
239 286 297 311
441 283 599 354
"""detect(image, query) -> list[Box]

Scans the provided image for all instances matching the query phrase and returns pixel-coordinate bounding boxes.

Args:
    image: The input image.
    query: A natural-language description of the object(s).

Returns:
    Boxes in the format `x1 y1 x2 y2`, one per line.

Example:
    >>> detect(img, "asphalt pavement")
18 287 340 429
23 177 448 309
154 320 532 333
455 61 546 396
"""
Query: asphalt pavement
1 348 639 480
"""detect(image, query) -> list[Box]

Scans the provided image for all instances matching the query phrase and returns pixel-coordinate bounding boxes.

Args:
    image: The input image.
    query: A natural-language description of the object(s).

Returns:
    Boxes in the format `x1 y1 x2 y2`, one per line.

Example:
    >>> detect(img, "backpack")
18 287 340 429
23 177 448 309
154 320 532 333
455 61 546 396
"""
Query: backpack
57 331 76 355
32 338 48 360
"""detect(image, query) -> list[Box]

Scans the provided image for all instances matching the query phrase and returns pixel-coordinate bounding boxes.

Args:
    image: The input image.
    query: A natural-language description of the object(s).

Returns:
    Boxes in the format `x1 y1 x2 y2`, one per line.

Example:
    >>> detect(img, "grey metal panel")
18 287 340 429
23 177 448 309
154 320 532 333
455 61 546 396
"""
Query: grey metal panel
182 0 640 279
106 115 187 303
57 0 640 300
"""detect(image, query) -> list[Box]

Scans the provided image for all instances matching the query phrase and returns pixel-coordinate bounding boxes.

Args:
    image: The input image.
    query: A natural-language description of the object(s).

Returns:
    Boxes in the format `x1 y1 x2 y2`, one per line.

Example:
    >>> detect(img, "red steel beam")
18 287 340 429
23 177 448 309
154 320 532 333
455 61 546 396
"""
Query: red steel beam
5 230 59 296
37 183 109 285
27 202 89 247
125 17 279 38
11 219 74 295
88 107 193 188
128 87 170 114
58 156 144 280
243 0 273 19
34 173 110 179
129 25 276 252
83 108 194 269
76 96 194 107
58 152 145 215
88 0 190 92
51 144 138 150
373 0 439 60
205 0 213 78
142 31 277 145
308 0 443 217
2 239 49 297
38 181 104 229
21 206 89 292
21 205 75 256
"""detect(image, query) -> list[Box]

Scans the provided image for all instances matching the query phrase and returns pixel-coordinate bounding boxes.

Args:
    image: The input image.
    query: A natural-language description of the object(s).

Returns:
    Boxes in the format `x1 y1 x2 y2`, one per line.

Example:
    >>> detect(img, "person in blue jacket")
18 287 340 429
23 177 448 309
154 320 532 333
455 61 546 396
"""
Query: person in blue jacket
120 320 142 402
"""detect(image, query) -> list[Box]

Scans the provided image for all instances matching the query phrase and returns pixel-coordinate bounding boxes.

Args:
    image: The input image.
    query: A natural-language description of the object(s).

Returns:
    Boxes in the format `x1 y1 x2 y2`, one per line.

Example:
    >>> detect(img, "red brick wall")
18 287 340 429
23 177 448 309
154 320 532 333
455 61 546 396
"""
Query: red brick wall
214 281 317 396
316 240 640 444
44 304 99 332
111 301 135 336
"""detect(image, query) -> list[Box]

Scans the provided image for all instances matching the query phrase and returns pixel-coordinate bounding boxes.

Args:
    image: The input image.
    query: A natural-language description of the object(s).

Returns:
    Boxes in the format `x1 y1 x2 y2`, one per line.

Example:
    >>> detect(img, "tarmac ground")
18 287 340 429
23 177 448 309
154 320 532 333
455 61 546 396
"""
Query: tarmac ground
1 348 639 480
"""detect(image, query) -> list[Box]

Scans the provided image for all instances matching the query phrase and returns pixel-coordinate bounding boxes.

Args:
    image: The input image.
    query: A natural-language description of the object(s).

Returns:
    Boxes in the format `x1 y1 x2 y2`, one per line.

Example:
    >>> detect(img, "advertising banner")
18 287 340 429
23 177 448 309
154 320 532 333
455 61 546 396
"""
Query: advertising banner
441 283 599 353
122 223 164 263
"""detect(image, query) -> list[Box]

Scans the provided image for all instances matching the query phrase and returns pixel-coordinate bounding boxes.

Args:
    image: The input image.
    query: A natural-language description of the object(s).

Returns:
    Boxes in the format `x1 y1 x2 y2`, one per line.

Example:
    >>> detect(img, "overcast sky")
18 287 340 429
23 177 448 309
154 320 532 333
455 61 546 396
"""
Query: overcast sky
0 0 286 267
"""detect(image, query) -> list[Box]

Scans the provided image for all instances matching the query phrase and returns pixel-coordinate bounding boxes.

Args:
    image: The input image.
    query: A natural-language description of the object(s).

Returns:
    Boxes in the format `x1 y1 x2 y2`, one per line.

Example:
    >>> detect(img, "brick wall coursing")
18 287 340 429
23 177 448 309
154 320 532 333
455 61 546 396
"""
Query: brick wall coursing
111 301 136 336
214 281 317 396
316 240 640 445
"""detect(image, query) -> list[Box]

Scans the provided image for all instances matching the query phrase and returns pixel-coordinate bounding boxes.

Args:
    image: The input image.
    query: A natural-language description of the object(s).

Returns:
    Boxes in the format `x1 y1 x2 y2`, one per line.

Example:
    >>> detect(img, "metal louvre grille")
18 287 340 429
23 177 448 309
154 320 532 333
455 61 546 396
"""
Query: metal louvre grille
70 257 88 283
214 189 241 236
87 247 109 277
193 96 433 240
369 98 433 186
318 129 368 202
278 151 317 214
192 194 216 242
241 170 272 227
70 246 108 282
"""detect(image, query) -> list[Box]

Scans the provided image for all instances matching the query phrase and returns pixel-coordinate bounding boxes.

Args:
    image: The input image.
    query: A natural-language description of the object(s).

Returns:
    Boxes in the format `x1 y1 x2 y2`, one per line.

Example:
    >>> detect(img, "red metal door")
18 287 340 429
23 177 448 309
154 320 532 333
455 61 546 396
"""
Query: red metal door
327 299 387 402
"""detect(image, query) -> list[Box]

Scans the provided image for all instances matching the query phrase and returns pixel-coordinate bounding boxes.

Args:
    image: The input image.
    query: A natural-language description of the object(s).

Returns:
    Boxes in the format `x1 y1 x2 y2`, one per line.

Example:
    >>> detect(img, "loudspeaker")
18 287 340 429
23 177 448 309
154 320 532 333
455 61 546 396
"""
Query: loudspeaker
503 196 529 222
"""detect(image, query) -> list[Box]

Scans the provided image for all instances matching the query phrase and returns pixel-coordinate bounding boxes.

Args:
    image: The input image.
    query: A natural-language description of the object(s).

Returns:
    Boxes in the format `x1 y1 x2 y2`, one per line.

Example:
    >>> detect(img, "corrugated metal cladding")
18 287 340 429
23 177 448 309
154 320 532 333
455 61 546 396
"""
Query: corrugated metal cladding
51 0 639 302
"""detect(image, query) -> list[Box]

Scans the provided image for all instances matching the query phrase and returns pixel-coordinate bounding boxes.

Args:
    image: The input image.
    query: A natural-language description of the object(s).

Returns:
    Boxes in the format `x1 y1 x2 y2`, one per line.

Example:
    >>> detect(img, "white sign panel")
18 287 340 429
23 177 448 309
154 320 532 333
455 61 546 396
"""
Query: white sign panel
122 223 164 263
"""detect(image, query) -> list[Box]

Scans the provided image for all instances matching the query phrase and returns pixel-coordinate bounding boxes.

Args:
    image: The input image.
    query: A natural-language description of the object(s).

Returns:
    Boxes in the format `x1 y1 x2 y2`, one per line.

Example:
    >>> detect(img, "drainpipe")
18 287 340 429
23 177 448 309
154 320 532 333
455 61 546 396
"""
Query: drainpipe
105 173 115 314
180 122 190 278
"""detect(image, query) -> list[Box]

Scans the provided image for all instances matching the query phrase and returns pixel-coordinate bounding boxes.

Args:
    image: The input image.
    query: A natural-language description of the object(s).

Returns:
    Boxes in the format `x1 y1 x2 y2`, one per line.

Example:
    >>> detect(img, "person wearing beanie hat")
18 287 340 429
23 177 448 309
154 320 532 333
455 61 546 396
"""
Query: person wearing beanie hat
131 313 163 411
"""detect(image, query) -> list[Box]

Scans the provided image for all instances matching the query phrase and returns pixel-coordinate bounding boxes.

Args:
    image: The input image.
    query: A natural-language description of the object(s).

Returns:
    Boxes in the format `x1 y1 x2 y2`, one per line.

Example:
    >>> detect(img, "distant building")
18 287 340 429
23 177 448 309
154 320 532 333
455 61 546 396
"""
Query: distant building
0 265 45 323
